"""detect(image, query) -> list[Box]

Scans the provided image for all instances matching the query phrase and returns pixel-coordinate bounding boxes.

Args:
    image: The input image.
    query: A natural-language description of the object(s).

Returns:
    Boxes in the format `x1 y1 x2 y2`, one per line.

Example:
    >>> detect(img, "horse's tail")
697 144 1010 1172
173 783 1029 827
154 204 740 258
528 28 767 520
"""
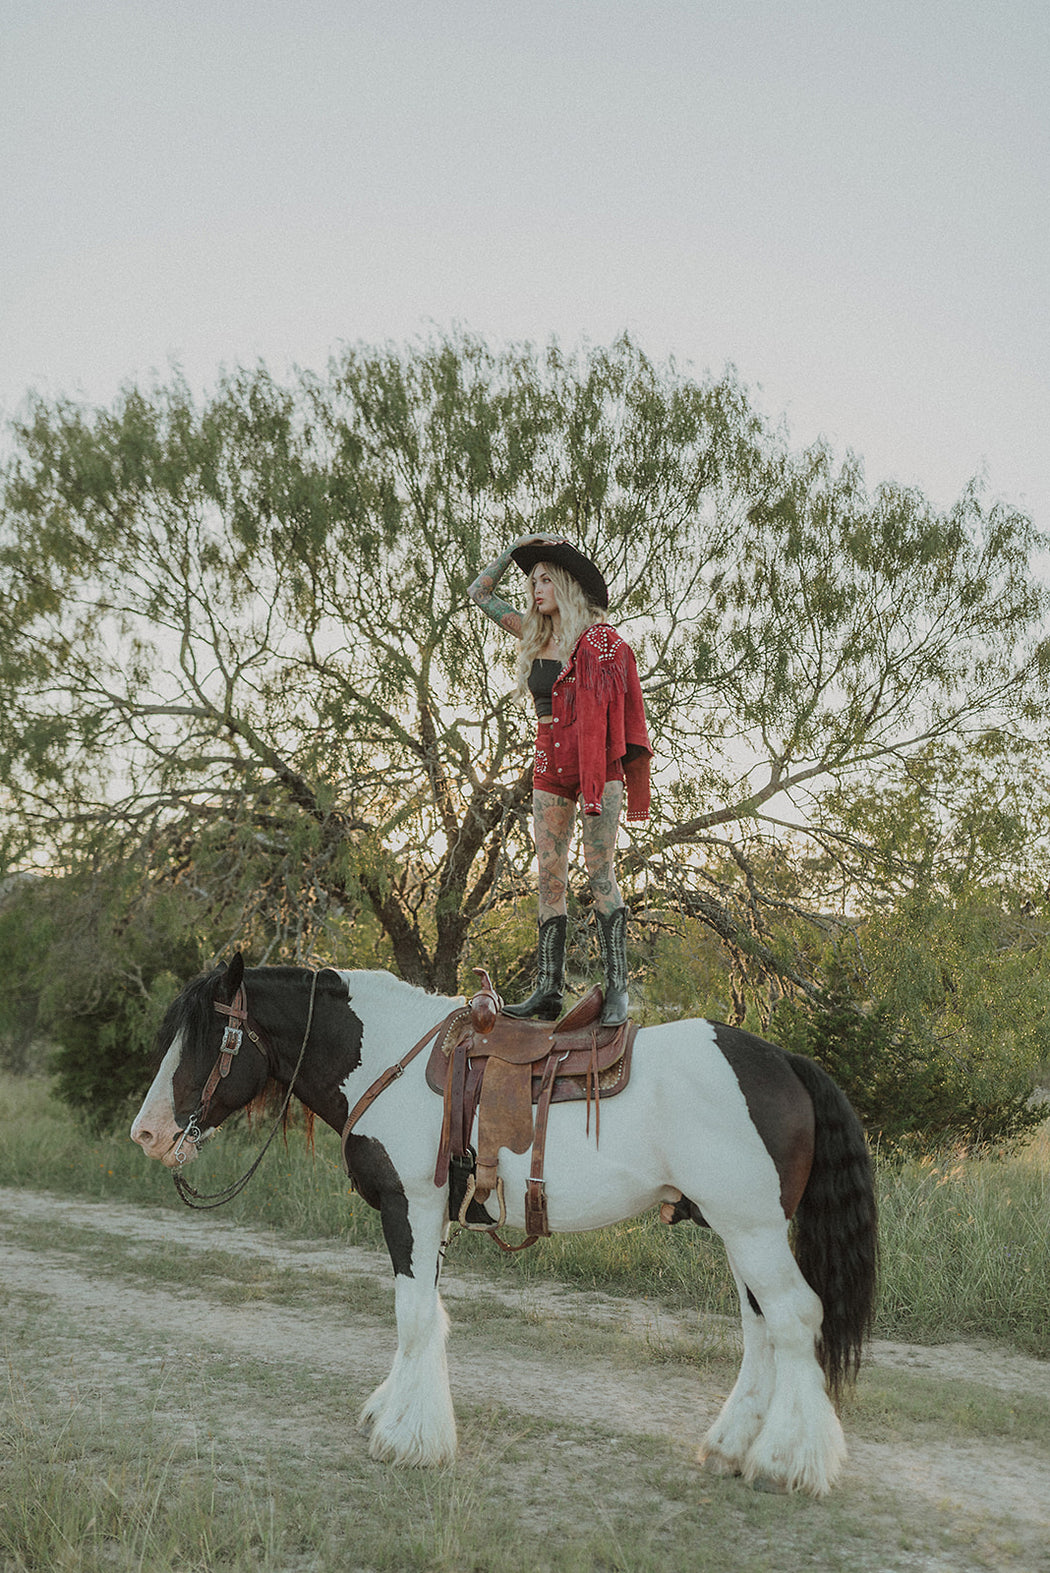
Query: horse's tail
785 1051 879 1401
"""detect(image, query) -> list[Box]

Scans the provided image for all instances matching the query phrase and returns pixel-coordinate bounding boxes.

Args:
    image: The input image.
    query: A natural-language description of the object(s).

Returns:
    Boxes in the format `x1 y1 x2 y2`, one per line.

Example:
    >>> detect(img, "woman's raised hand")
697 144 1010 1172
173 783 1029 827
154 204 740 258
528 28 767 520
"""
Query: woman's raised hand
511 531 563 549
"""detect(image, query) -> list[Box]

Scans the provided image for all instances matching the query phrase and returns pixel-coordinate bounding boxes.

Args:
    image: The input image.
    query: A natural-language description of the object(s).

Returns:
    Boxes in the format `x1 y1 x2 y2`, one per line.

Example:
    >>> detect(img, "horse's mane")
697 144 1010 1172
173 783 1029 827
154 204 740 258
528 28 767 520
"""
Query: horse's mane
246 1076 316 1150
155 963 351 1066
153 965 226 1066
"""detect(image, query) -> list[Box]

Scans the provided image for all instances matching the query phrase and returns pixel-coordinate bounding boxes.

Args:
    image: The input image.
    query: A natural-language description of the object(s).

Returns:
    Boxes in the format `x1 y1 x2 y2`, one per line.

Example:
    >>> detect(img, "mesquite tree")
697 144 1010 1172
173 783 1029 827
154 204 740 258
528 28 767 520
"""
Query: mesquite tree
2 332 1047 1010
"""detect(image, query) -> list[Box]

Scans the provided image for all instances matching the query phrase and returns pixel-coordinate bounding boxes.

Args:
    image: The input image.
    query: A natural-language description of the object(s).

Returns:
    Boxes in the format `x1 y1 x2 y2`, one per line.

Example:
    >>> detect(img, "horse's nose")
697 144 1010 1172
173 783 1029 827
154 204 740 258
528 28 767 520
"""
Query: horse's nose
131 1119 163 1157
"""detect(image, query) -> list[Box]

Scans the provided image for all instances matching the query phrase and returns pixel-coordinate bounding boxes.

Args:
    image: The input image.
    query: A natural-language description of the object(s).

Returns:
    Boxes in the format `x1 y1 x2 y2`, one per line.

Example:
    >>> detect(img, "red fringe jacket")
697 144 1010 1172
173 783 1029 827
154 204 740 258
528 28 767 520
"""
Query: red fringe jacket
548 624 652 821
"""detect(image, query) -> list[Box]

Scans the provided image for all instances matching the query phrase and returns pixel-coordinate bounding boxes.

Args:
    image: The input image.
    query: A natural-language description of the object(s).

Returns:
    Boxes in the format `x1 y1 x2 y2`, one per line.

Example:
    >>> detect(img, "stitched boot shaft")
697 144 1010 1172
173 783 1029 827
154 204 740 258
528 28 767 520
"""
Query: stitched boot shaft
596 906 629 1026
503 914 567 1020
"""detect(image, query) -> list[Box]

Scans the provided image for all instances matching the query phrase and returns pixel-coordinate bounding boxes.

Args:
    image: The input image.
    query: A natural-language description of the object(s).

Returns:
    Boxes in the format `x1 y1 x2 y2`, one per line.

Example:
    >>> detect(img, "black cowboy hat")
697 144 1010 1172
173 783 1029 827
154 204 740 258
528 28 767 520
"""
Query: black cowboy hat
510 538 609 609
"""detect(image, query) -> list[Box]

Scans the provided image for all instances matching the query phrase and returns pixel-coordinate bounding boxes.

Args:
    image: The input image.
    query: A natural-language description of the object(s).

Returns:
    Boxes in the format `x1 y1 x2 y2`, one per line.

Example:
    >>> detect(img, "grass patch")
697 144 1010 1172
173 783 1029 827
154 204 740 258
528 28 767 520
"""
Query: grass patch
1 1367 303 1573
2 1347 1031 1573
848 1366 1050 1448
0 1209 394 1319
874 1130 1050 1355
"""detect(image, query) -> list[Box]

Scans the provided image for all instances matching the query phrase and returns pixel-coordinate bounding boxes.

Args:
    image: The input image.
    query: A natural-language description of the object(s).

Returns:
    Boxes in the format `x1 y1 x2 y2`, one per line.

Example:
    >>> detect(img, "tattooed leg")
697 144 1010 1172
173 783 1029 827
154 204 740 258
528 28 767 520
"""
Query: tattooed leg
503 794 571 1019
581 780 624 916
533 790 575 922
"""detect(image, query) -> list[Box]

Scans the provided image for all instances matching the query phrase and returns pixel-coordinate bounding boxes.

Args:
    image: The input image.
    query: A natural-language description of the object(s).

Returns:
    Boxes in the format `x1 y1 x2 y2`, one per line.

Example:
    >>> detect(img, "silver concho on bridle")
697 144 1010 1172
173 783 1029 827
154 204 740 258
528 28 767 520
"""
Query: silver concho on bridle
219 1021 243 1057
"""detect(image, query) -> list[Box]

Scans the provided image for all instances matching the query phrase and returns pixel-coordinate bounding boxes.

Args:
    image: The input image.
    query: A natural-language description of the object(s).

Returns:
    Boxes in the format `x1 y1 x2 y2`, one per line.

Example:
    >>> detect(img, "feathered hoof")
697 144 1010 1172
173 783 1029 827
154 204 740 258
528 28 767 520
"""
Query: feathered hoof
742 1452 838 1499
358 1386 457 1468
696 1448 743 1479
363 1419 457 1468
748 1474 790 1495
358 1384 388 1432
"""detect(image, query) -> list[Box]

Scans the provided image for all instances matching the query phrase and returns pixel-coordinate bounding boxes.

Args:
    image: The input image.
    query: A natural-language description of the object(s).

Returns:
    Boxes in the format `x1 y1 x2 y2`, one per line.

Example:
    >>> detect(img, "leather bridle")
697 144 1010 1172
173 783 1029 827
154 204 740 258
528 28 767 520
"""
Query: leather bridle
170 983 263 1165
172 969 320 1209
203 984 262 1120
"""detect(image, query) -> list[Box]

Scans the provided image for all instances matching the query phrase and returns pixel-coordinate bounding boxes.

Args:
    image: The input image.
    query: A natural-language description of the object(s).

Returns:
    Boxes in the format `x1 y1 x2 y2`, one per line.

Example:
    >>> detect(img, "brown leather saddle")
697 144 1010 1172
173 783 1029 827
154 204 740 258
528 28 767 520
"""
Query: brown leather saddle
426 969 636 1241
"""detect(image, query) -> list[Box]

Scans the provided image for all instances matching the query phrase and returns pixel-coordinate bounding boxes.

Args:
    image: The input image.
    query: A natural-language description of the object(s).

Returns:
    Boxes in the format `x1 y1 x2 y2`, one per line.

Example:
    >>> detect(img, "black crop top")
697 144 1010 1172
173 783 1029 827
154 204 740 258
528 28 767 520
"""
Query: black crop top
527 659 562 717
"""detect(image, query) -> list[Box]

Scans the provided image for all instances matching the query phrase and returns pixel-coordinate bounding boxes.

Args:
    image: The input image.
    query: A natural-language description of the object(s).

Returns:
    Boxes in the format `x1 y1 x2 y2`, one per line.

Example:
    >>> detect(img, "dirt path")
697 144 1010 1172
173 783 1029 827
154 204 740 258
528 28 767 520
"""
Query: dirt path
3 1187 1049 1572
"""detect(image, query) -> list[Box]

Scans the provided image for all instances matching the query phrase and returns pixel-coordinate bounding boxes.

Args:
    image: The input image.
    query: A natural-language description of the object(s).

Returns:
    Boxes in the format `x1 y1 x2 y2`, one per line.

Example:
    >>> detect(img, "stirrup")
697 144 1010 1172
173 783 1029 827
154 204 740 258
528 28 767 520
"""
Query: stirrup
457 1173 507 1232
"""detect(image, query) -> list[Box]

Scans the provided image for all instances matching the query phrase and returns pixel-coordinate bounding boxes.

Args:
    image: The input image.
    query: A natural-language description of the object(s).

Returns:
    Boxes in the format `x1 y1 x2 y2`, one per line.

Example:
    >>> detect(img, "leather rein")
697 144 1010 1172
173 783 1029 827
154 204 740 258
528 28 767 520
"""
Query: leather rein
172 970 321 1210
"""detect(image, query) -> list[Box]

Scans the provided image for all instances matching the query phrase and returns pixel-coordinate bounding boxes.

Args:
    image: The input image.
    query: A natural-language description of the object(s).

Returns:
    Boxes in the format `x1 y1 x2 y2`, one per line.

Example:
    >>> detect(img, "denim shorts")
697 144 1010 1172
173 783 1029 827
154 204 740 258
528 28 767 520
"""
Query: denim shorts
531 720 623 803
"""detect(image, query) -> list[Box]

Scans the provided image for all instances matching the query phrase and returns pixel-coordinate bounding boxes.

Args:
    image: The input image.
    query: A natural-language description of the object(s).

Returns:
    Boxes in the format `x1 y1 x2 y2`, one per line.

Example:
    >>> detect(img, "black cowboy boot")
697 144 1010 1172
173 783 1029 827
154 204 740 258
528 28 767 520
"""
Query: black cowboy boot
596 906 630 1026
503 914 567 1021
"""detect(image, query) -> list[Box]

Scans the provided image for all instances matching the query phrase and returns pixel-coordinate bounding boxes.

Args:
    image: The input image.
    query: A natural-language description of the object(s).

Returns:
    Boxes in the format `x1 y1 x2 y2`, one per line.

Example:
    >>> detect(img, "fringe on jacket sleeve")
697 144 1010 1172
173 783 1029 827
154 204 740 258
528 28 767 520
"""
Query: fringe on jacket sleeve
564 625 652 820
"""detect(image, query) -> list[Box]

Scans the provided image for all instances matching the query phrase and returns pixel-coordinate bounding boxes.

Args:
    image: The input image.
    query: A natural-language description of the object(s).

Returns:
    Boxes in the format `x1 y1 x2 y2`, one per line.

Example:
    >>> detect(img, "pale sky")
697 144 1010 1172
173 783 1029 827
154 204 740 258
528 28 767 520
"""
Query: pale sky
2 0 1047 537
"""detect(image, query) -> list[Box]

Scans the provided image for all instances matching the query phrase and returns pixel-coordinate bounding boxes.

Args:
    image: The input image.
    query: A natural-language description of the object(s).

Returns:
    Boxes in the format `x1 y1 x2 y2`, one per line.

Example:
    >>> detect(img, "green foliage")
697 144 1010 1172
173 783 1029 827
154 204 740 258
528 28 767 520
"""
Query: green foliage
0 848 397 1130
48 968 187 1132
0 878 51 1073
4 332 1047 980
2 331 1049 1132
635 914 742 1024
0 866 205 1128
770 886 1050 1151
773 992 1042 1152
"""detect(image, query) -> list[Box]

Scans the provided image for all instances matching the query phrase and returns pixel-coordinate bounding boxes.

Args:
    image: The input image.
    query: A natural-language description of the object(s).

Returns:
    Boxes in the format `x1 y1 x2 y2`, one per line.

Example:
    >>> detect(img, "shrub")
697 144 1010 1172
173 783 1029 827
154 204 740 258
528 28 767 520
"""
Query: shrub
772 991 1044 1153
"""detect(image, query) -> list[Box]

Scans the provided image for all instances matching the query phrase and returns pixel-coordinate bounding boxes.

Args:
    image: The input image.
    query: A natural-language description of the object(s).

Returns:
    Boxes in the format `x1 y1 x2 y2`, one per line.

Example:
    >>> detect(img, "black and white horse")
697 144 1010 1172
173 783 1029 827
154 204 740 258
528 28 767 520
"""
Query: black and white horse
131 956 877 1495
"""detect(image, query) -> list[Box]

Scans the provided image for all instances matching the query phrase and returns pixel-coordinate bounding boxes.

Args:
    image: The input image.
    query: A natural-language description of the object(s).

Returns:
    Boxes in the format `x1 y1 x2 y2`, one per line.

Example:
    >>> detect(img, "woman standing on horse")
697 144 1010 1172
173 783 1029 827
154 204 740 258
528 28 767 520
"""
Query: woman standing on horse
468 536 651 1026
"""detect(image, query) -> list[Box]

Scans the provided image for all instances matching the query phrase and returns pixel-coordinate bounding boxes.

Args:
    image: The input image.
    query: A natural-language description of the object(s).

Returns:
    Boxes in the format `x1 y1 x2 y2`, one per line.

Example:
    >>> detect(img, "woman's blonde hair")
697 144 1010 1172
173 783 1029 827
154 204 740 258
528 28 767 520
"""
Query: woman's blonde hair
515 562 606 697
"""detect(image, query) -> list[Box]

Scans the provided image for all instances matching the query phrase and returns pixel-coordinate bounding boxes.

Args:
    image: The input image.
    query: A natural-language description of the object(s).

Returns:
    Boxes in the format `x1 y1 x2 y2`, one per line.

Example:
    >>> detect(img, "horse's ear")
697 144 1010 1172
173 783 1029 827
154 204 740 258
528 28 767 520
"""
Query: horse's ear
225 952 245 992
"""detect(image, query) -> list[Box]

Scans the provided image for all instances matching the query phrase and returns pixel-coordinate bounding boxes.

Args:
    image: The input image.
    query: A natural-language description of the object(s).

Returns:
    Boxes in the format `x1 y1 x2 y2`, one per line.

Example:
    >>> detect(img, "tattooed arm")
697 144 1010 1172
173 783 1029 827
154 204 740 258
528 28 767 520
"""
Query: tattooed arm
466 539 532 638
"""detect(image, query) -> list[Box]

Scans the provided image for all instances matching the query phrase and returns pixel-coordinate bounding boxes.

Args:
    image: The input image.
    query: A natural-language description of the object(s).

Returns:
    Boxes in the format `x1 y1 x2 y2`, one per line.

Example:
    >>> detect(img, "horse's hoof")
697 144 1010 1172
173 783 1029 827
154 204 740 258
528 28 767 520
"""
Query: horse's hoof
749 1474 790 1495
698 1451 742 1478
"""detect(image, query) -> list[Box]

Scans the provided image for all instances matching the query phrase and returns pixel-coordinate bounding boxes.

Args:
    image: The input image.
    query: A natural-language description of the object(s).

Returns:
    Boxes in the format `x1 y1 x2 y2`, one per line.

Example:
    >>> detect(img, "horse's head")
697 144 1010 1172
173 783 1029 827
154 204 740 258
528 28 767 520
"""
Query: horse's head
131 953 269 1168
